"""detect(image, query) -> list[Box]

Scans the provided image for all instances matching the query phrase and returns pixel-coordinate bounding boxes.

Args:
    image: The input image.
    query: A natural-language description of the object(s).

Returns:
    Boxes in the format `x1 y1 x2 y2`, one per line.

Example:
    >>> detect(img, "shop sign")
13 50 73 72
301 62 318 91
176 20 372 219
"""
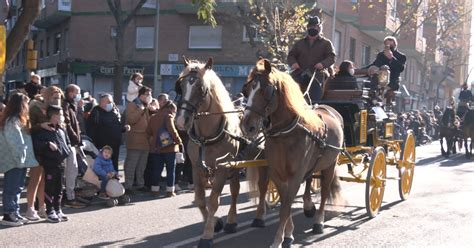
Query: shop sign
160 64 254 78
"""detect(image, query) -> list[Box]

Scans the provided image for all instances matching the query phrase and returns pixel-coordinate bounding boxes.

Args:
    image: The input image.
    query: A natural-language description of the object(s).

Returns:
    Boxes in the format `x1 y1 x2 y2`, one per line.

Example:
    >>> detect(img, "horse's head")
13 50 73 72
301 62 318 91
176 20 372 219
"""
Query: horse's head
175 57 213 131
241 58 279 138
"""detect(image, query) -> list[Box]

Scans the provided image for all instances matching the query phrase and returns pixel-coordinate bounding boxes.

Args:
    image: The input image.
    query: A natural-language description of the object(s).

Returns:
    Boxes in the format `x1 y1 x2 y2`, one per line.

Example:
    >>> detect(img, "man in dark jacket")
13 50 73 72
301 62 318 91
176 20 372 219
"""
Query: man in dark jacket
25 74 42 100
287 15 336 103
62 84 86 208
87 94 130 171
32 106 72 222
458 83 472 117
369 36 406 91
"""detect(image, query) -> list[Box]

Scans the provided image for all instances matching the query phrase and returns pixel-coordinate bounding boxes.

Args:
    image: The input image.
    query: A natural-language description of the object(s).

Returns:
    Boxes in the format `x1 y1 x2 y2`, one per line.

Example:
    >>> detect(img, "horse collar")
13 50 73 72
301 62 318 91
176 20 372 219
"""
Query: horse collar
188 117 228 146
265 116 301 138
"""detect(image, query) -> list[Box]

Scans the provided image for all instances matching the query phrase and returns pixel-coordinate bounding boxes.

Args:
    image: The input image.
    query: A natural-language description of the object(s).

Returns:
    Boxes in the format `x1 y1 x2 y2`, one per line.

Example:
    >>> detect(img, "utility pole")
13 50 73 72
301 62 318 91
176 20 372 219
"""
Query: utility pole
153 1 161 94
331 0 337 44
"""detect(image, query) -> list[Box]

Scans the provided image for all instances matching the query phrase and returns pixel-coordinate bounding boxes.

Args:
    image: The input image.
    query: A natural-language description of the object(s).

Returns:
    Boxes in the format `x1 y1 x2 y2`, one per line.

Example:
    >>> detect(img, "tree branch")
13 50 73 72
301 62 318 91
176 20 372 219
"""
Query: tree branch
123 0 148 26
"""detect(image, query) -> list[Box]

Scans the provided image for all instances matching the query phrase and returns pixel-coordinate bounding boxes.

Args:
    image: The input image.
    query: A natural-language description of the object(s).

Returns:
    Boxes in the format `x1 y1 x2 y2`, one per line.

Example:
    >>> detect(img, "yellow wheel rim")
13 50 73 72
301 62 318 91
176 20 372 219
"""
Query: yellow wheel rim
366 147 386 217
266 180 280 207
400 132 416 199
310 177 320 193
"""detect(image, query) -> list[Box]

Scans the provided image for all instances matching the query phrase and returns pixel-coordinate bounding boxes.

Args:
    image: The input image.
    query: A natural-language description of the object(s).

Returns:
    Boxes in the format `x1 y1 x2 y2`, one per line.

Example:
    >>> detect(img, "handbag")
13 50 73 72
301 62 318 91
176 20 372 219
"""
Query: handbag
156 116 175 148
176 145 185 164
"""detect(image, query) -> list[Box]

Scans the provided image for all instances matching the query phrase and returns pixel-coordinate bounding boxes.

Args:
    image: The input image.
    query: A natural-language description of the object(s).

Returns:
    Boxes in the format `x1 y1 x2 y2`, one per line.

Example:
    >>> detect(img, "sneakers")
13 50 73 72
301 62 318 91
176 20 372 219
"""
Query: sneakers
25 208 40 221
97 192 109 200
1 213 23 227
47 211 60 223
56 211 69 222
38 208 47 219
16 214 30 224
64 199 87 209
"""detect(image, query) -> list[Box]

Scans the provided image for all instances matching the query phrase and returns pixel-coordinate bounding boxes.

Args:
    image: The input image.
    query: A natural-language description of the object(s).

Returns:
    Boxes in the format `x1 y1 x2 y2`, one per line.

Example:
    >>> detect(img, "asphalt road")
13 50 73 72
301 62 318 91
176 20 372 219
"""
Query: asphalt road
0 141 473 247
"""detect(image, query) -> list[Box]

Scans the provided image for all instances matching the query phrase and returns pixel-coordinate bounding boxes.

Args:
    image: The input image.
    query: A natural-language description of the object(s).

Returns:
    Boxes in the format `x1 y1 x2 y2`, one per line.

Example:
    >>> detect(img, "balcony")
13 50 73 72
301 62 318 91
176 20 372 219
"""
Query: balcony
357 1 400 41
34 0 72 29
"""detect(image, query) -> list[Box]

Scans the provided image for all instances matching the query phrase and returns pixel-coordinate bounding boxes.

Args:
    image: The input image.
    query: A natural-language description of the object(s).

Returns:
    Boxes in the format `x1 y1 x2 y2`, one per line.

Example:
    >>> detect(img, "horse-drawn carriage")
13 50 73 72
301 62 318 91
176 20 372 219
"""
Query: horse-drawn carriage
174 57 416 247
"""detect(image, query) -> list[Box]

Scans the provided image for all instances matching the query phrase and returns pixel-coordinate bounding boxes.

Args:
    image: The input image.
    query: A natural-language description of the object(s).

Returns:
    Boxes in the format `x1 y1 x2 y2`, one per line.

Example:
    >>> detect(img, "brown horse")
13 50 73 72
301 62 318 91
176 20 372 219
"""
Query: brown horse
439 107 459 158
241 58 344 247
461 108 474 158
175 58 269 248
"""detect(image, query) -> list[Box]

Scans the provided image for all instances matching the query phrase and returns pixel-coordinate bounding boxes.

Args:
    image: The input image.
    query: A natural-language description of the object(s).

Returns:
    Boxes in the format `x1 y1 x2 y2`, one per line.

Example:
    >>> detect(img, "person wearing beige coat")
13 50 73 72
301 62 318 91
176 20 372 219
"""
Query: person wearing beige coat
124 86 156 192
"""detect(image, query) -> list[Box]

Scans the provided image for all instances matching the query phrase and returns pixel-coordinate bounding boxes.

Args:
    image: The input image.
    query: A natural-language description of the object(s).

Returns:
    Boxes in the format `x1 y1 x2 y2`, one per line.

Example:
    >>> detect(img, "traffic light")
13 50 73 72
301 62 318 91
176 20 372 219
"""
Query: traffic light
26 40 37 70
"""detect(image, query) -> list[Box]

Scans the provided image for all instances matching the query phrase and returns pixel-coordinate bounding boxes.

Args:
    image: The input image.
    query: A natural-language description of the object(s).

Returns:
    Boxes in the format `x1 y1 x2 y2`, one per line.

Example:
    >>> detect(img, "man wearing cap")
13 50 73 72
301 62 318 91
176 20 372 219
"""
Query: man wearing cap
288 15 336 102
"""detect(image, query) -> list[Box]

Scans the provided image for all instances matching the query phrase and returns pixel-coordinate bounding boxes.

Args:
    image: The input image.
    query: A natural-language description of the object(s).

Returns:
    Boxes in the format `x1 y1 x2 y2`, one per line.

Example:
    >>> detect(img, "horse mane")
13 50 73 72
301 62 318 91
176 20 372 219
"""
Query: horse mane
180 61 240 132
252 66 324 131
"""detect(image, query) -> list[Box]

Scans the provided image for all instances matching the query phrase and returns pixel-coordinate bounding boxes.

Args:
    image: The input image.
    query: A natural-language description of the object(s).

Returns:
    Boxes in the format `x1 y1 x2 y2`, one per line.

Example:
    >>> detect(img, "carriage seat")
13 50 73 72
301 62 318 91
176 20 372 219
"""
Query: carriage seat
322 90 364 101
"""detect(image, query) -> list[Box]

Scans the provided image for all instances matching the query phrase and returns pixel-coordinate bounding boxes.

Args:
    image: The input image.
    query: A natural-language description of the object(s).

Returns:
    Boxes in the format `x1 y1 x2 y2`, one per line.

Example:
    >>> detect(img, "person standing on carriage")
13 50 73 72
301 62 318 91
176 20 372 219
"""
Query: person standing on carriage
457 83 472 118
287 15 336 103
368 36 406 109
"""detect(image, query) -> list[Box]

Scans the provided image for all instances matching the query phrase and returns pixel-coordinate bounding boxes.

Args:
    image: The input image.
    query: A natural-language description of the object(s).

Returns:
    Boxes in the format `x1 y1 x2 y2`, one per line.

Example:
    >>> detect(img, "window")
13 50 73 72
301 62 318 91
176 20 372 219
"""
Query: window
54 33 61 54
243 25 258 42
189 25 222 49
333 30 341 58
142 0 157 8
349 38 356 62
63 29 69 51
136 27 155 49
46 36 50 57
389 0 397 18
361 44 371 66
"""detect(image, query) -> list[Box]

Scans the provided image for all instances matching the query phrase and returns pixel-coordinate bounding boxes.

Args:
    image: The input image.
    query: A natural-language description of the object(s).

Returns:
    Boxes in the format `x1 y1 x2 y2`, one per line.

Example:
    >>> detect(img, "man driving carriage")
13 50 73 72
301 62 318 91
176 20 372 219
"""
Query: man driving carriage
457 83 472 118
367 36 407 110
287 15 336 103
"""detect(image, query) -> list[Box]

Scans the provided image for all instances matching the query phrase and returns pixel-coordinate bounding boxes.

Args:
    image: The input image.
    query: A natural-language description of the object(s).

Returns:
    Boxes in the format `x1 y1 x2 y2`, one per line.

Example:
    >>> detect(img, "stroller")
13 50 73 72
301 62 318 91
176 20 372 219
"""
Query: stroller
78 136 130 207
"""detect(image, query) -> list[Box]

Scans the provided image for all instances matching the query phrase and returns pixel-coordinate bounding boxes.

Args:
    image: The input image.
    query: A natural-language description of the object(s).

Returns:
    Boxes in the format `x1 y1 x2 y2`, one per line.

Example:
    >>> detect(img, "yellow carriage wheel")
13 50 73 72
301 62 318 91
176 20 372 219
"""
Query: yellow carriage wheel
365 147 387 218
310 172 321 193
399 130 416 200
265 180 280 208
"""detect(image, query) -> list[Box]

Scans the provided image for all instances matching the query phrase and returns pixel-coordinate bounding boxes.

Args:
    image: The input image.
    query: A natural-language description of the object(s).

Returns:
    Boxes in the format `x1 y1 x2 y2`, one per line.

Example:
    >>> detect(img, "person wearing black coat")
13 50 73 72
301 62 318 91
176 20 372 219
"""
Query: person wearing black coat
86 94 130 171
369 36 406 91
32 106 71 222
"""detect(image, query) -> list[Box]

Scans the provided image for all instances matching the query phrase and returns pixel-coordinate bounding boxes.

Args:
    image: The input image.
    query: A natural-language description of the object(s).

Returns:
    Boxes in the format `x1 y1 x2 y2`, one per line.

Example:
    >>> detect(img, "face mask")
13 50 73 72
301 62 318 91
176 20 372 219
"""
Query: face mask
73 94 81 102
307 28 320 37
349 68 355 76
105 103 113 112
59 115 65 125
390 46 395 52
144 95 152 104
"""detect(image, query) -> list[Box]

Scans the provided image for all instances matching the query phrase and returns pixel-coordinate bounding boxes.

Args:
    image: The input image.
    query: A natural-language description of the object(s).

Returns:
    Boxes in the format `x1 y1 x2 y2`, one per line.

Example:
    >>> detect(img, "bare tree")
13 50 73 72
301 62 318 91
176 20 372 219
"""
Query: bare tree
106 0 147 104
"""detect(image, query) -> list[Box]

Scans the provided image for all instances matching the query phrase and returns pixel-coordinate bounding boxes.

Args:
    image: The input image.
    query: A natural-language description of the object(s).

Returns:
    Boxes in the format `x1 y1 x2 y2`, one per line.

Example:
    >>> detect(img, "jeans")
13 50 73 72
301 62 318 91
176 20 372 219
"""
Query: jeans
98 175 109 193
2 168 27 215
151 153 176 188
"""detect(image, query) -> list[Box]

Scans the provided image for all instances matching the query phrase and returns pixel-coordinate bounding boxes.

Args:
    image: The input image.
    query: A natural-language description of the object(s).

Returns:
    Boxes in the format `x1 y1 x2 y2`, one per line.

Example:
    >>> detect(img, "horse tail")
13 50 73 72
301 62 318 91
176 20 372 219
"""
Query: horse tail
329 170 346 206
246 166 259 204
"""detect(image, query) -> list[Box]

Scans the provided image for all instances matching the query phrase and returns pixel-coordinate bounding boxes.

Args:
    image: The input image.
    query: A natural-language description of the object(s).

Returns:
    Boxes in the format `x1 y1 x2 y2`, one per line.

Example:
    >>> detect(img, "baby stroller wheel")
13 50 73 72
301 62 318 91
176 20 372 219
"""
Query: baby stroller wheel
118 194 131 205
106 198 116 208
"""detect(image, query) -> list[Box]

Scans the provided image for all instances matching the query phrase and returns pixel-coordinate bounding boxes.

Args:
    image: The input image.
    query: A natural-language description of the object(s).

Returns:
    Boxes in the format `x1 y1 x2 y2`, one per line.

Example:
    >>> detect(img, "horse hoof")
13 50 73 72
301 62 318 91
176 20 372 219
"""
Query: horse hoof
282 237 294 248
214 218 224 233
251 218 265 228
312 223 324 234
224 223 238 233
198 239 213 248
304 205 316 218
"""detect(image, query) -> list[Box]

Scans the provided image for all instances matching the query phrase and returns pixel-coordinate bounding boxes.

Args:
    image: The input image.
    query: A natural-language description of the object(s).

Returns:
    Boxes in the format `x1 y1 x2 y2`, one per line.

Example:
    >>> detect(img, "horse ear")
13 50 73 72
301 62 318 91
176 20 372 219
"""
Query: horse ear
205 57 214 70
263 59 272 73
183 56 189 67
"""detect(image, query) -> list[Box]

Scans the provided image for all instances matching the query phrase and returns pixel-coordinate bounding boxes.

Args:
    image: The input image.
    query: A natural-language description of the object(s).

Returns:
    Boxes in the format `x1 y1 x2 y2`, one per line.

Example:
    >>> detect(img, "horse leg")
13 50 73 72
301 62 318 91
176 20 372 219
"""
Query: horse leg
271 178 300 248
452 136 457 154
252 167 268 228
440 137 446 156
282 215 295 248
303 177 316 218
313 167 336 234
224 171 240 233
198 171 227 248
193 169 208 221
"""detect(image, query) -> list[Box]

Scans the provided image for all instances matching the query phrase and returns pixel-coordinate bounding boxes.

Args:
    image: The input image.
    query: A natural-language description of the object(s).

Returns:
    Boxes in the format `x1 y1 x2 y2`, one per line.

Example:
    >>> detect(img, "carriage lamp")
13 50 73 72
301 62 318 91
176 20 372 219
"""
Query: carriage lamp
378 65 390 87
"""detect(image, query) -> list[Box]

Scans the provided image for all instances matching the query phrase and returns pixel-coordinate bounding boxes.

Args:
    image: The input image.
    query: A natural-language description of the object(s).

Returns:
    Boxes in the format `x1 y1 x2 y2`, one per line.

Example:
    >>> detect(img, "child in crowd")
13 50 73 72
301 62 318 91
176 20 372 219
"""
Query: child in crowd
93 146 118 199
126 73 144 102
32 105 71 223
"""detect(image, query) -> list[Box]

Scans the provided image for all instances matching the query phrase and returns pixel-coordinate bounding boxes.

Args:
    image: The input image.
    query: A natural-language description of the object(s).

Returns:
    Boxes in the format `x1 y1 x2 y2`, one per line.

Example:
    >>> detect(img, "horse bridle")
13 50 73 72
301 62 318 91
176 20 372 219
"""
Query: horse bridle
244 73 277 119
176 70 210 117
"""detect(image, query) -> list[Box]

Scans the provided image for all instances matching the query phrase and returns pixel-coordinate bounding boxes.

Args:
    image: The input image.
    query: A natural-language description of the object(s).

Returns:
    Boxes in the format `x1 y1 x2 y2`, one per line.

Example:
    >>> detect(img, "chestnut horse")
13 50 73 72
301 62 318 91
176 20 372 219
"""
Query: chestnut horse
241 58 344 248
175 58 269 248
